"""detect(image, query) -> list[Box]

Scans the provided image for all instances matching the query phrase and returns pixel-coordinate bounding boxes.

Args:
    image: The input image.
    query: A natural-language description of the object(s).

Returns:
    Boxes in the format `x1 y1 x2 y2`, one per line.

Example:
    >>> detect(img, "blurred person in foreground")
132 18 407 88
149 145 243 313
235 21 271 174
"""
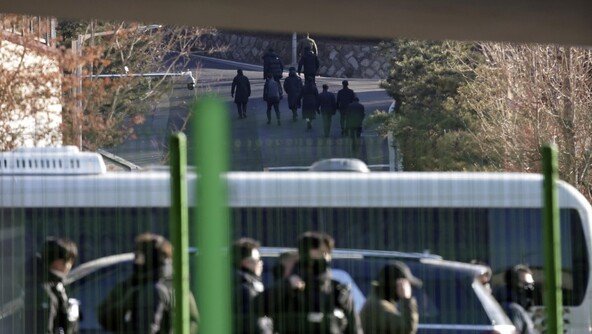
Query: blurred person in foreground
26 237 80 334
98 233 199 333
232 237 271 333
495 265 539 334
261 231 361 333
360 261 420 334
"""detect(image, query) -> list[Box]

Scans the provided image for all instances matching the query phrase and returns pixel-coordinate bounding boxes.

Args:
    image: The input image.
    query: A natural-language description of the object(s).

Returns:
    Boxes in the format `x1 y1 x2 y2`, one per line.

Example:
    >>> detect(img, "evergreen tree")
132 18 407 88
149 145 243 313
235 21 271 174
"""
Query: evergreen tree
371 40 496 171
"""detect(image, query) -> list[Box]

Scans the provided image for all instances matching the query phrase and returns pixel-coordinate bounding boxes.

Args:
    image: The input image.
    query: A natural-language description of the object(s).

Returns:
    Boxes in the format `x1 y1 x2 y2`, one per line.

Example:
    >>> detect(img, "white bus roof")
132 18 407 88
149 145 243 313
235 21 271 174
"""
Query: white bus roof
0 171 589 210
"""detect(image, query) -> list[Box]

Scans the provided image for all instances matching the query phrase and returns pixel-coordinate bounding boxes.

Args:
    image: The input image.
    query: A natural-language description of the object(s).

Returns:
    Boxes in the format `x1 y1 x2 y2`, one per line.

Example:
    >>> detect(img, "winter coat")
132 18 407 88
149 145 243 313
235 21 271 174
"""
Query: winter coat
260 272 362 334
262 52 284 79
299 83 319 119
263 78 283 103
336 87 355 112
25 269 79 334
318 91 337 115
233 269 267 334
345 101 365 129
360 292 419 334
98 266 199 334
231 74 251 104
297 51 320 76
283 74 303 109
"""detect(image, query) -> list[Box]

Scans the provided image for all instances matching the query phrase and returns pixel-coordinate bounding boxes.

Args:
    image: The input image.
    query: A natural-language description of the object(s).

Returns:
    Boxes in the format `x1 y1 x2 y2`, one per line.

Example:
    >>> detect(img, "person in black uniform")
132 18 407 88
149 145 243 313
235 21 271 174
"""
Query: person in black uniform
318 84 337 138
297 46 320 83
25 237 80 334
283 67 303 122
260 231 362 334
98 233 199 334
231 69 252 119
232 238 269 333
299 78 319 130
262 48 284 82
336 80 355 136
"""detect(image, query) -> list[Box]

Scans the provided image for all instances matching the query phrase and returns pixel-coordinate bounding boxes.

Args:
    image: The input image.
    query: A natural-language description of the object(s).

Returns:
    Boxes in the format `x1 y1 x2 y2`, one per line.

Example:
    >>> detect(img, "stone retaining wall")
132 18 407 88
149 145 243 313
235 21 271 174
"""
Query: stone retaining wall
197 31 391 79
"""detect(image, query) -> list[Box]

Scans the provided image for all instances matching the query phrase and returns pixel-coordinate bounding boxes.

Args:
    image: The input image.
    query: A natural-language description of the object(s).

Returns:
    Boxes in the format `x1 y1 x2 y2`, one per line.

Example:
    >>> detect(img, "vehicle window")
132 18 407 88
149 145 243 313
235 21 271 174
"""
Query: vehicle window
234 207 589 306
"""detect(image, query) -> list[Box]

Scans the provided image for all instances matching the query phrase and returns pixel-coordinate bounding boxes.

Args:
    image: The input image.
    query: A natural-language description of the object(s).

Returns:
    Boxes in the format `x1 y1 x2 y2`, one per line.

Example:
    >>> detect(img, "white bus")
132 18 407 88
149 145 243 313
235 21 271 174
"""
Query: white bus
0 146 590 332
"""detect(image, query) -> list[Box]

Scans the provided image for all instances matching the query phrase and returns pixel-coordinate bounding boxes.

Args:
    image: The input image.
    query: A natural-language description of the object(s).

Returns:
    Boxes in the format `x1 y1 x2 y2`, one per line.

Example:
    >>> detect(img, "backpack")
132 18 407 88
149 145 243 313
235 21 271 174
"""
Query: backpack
266 79 280 100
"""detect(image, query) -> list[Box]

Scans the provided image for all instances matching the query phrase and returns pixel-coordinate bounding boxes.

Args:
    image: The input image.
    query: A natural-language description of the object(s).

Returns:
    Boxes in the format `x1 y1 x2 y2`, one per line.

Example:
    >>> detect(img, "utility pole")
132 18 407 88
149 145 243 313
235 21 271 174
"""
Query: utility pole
292 32 297 68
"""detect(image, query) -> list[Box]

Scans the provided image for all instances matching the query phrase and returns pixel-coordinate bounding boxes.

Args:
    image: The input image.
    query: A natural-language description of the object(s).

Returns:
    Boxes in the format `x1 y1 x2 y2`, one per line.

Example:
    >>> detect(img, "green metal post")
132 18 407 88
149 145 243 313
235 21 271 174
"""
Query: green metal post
542 144 563 334
194 96 231 333
170 133 190 334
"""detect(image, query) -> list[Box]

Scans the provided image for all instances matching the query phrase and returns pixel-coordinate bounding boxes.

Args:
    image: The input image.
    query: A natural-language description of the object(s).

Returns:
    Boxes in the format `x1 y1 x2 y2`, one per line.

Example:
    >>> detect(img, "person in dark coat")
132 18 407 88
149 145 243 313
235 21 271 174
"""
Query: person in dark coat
259 231 362 334
231 69 251 119
25 237 80 334
98 233 199 334
360 261 421 334
297 46 320 83
283 67 303 121
494 265 539 334
262 48 284 82
318 84 337 138
345 97 365 154
263 72 283 125
299 78 319 130
232 238 269 333
336 80 356 136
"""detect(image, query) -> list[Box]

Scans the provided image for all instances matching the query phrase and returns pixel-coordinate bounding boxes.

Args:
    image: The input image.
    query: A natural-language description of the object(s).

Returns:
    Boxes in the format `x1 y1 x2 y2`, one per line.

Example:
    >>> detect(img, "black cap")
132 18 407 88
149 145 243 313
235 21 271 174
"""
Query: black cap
342 80 349 86
378 261 422 288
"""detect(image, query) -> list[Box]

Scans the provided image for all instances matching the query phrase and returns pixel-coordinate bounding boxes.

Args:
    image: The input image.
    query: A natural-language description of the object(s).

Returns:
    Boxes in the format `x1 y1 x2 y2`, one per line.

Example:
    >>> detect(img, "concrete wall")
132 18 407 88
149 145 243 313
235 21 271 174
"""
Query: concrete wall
198 31 392 79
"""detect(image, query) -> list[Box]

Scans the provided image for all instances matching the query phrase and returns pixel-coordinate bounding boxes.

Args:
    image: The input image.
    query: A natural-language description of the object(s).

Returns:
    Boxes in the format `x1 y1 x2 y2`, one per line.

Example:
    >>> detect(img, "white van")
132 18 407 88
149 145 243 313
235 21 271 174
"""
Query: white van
0 146 590 332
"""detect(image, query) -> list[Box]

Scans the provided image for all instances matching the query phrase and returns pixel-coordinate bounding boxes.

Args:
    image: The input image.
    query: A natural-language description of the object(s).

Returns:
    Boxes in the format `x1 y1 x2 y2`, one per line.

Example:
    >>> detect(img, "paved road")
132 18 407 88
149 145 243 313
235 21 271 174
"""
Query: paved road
110 56 392 171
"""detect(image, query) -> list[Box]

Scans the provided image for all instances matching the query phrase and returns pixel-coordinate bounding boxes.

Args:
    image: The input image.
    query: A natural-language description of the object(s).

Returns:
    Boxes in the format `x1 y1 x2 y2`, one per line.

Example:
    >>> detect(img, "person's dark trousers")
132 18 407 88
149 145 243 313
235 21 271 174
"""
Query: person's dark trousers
349 127 362 153
339 110 347 135
266 101 280 124
304 73 315 83
236 102 247 118
322 114 333 137
291 108 298 121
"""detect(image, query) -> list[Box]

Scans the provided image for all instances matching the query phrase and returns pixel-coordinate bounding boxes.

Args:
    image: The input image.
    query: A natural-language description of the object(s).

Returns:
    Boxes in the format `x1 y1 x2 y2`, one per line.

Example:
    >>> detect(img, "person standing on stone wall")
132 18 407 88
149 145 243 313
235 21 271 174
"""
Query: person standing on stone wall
262 47 284 82
336 80 356 136
283 67 303 122
297 33 318 58
298 46 320 83
318 84 337 138
231 69 251 119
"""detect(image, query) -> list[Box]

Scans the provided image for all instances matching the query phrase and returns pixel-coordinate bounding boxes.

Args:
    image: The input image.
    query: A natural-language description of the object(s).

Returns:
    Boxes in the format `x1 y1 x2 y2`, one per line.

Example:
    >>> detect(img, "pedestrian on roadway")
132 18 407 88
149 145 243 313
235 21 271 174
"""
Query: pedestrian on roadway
25 237 80 334
297 46 320 83
297 33 318 58
231 69 251 119
98 233 200 334
336 80 356 136
299 77 319 130
263 72 283 125
318 84 337 138
345 96 365 154
360 261 421 334
283 67 303 122
262 47 284 82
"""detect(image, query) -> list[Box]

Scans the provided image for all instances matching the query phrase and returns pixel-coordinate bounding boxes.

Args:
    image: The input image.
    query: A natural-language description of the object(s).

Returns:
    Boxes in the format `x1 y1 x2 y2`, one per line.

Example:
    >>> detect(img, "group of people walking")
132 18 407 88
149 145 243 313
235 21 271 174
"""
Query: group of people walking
233 231 420 334
230 38 366 143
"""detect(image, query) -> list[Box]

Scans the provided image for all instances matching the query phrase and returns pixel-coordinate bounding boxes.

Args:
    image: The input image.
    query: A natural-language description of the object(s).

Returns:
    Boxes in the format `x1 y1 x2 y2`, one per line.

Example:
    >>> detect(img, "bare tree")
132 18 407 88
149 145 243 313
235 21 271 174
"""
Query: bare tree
458 43 592 198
